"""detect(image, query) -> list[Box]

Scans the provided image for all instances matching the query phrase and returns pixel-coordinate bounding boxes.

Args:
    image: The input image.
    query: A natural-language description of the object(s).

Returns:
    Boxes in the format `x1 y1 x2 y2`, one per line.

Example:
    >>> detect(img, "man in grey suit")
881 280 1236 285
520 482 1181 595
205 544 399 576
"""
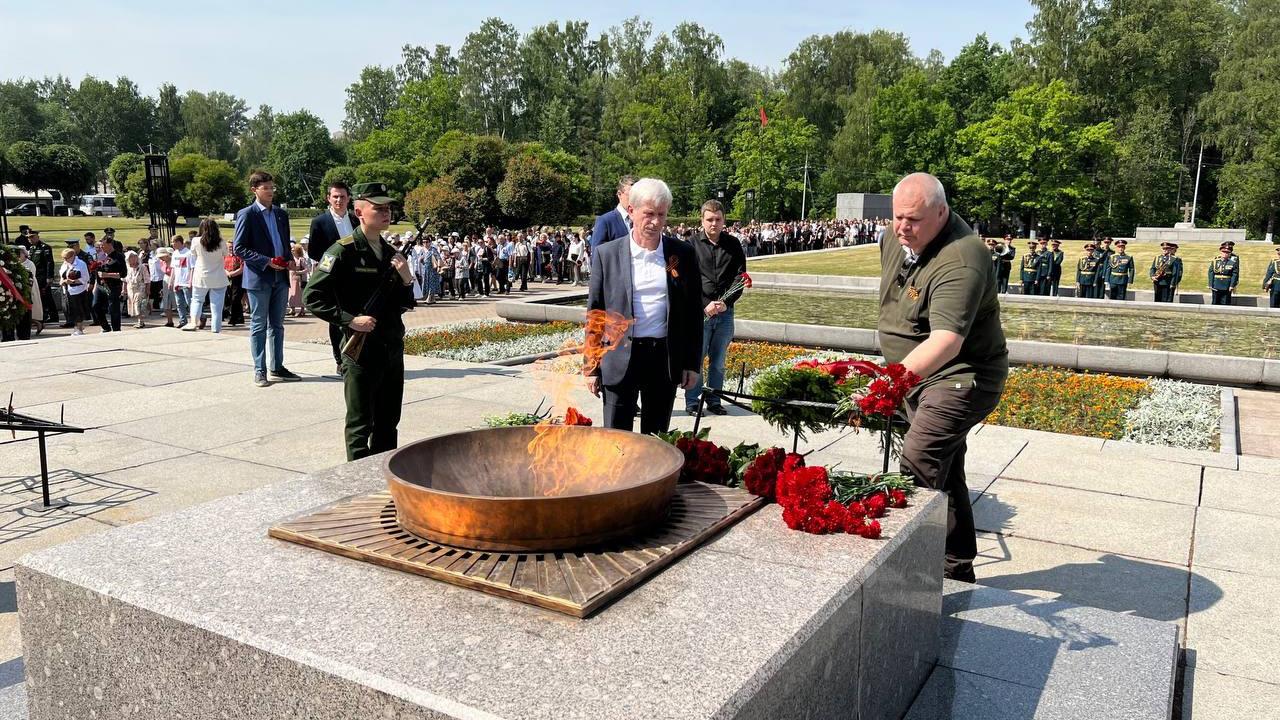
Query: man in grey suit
585 178 703 434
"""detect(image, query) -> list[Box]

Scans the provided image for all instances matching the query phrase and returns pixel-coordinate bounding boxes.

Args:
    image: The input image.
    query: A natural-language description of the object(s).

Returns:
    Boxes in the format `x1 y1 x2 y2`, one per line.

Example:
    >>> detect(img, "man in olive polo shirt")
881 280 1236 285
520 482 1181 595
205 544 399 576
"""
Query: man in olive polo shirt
879 173 1009 583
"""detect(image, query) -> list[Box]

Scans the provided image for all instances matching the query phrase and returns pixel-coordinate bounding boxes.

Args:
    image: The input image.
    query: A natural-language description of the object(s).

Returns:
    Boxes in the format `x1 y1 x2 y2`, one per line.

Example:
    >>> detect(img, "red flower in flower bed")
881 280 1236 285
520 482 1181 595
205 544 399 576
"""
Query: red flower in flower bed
562 407 593 426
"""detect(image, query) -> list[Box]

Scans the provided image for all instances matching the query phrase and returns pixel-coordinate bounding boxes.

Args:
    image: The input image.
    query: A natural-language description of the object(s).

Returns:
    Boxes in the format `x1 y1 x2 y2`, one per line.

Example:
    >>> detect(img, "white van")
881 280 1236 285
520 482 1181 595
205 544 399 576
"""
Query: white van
79 194 122 217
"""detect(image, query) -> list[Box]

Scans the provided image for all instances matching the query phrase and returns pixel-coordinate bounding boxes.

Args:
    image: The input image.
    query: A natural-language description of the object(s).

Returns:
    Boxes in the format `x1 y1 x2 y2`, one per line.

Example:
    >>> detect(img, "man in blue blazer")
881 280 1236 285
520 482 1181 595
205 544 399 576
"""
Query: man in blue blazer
585 178 702 434
233 170 301 387
307 181 359 374
587 175 635 250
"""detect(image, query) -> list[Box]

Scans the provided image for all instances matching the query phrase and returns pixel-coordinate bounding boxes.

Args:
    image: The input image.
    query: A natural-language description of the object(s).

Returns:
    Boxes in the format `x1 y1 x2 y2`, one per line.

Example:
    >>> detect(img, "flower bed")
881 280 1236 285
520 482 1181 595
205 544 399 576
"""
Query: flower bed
986 367 1149 440
1122 379 1221 451
404 320 581 362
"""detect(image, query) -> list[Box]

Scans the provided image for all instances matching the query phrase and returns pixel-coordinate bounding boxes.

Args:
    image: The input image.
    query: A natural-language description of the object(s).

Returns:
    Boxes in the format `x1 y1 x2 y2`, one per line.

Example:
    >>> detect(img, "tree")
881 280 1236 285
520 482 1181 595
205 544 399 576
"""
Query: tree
778 30 914 139
350 69 463 167
939 34 1015 128
180 90 249 161
154 83 184 150
355 160 413 202
107 152 146 216
343 66 400 142
0 81 43 149
955 81 1117 236
265 110 340 207
169 153 246 217
64 76 155 188
871 70 958 190
1020 0 1093 83
5 142 92 208
497 153 573 226
403 176 485 233
237 105 275 173
1202 0 1280 239
458 17 521 138
729 114 820 220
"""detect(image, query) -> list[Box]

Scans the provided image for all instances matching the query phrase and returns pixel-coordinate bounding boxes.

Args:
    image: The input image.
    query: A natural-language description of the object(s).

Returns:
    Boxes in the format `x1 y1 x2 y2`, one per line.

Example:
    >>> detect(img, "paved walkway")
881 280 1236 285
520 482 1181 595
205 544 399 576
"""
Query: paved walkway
28 278 583 344
1 327 1279 718
1237 389 1280 458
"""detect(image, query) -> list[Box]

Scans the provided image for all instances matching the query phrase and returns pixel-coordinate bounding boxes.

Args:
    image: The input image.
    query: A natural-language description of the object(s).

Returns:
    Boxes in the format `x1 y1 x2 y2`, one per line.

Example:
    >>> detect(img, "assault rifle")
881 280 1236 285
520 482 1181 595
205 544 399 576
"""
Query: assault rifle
340 216 430 363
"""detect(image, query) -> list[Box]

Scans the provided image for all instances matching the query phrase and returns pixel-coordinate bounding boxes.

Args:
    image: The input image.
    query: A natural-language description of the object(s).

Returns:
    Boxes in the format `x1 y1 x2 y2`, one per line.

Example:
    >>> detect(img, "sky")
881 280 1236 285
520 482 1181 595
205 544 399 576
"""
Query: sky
0 0 1036 132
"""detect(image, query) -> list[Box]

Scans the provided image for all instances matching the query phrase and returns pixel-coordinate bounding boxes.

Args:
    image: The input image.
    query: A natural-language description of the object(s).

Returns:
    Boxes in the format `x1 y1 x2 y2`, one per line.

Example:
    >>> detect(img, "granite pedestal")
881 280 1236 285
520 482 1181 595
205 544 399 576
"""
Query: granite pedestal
15 454 945 720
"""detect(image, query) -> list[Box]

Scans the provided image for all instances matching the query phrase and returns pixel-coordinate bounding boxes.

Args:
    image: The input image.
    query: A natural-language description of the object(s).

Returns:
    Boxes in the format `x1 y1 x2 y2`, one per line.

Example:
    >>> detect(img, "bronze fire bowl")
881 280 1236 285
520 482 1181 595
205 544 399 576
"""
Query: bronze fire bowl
383 426 684 552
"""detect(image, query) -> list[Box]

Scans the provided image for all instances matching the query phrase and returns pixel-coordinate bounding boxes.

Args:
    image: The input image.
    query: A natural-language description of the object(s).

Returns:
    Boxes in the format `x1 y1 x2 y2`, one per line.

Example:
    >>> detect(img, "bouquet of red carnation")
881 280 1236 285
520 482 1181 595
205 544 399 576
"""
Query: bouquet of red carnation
672 436 731 485
831 361 921 459
272 255 290 269
742 447 787 500
562 407 593 426
775 463 883 538
714 272 752 305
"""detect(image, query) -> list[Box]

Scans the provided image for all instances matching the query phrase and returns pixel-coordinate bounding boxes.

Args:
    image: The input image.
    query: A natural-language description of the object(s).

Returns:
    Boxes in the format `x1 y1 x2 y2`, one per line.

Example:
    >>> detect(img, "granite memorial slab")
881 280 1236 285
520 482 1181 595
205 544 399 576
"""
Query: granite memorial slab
16 453 946 720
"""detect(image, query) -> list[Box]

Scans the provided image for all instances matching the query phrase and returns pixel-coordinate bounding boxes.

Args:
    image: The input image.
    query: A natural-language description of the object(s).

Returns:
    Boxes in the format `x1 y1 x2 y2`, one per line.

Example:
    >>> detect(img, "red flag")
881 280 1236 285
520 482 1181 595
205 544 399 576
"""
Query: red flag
759 106 769 126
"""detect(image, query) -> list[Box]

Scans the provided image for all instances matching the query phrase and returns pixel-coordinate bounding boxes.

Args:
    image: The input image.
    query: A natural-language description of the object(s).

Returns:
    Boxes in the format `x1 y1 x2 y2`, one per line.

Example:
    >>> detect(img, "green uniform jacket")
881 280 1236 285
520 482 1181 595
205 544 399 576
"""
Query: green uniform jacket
1020 250 1050 283
303 227 416 351
1264 259 1280 291
1208 256 1240 291
1107 254 1136 285
1048 249 1065 276
1076 254 1103 285
1150 255 1177 286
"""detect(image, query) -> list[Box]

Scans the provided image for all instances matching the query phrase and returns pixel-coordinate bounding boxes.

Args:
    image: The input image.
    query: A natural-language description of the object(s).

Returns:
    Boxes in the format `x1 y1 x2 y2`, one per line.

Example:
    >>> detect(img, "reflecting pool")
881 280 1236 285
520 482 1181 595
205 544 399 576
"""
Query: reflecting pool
554 291 1279 359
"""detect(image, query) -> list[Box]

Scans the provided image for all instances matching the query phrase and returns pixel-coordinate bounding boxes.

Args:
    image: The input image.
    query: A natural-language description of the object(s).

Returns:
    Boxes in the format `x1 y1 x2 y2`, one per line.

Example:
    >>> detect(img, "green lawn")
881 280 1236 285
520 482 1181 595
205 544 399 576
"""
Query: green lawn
749 241 1279 294
4 215 417 248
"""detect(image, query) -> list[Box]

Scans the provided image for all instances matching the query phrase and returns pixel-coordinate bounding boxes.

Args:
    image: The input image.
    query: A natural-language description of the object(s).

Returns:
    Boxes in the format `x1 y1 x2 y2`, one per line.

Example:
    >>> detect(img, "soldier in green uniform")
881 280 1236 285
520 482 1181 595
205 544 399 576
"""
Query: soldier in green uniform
1150 242 1177 302
1076 242 1103 298
1019 240 1041 295
1208 241 1240 306
1047 239 1065 296
1106 239 1136 300
1263 246 1280 309
303 183 417 461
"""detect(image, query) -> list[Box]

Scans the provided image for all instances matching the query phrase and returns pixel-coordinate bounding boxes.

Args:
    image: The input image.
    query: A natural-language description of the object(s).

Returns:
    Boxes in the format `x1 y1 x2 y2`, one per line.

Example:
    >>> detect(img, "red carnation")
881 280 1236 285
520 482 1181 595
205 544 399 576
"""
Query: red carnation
889 489 908 508
562 407 593 426
782 453 806 472
866 493 888 518
856 519 882 539
743 447 786 500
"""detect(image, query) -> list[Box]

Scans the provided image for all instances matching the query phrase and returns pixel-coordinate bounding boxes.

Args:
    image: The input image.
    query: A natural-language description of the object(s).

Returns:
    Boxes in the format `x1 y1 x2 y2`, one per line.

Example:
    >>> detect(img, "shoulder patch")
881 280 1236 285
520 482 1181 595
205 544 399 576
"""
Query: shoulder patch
337 235 355 246
318 254 336 273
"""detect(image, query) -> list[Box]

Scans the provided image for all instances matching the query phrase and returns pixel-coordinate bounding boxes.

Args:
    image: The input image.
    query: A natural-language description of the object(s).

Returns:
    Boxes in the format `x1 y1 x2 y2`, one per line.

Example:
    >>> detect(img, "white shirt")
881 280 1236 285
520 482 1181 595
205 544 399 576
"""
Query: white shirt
190 239 229 289
61 259 90 295
616 204 632 230
170 247 194 287
331 209 353 238
629 232 668 339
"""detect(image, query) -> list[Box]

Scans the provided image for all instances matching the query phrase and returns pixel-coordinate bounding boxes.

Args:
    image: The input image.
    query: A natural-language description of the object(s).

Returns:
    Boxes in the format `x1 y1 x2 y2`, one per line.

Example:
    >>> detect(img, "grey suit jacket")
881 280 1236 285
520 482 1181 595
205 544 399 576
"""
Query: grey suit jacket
586 234 703 386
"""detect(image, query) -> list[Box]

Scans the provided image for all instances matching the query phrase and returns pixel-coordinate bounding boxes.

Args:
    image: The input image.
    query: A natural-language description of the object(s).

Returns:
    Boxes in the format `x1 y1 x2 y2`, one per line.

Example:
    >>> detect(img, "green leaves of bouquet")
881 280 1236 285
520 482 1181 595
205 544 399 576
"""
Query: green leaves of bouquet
749 366 866 441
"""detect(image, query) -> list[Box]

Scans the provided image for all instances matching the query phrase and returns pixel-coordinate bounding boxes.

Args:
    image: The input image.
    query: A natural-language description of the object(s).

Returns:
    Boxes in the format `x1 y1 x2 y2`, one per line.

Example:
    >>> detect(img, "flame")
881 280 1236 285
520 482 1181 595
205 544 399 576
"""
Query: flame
526 309 634 496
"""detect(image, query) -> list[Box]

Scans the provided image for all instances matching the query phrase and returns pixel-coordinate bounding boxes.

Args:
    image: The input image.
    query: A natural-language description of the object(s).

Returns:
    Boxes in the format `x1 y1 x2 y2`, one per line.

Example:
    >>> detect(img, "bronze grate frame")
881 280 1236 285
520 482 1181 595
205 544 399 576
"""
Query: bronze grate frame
269 482 766 618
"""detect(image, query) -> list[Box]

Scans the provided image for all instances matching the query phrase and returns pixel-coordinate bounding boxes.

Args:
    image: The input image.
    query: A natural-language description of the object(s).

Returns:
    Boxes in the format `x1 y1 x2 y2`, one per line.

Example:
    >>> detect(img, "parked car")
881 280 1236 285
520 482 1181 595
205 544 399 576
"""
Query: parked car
5 203 45 216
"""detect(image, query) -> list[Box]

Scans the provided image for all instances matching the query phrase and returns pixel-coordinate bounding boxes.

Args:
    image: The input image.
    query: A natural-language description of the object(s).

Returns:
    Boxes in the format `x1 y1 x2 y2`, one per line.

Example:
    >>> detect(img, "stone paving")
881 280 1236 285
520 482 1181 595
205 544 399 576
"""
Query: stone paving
1 325 1279 718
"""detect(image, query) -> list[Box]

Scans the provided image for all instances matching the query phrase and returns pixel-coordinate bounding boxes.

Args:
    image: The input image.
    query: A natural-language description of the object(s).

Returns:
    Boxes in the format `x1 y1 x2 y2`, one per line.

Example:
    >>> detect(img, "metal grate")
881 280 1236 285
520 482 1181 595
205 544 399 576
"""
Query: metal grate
269 482 765 618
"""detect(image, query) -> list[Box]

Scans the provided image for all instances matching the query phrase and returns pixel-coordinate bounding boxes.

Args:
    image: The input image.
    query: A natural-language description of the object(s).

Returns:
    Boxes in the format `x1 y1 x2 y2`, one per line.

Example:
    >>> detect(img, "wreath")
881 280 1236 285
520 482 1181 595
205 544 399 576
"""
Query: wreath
0 245 34 332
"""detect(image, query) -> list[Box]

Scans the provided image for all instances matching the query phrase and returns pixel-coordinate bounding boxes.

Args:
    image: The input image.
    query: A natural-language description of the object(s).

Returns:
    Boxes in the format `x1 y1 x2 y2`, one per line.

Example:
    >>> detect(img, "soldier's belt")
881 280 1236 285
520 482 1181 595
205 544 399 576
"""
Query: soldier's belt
1214 274 1233 279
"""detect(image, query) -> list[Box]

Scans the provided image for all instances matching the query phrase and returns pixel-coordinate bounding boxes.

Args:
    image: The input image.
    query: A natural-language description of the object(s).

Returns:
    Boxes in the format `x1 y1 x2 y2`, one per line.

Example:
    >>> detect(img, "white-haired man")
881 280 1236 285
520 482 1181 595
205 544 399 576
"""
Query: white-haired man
586 178 703 433
879 172 1008 583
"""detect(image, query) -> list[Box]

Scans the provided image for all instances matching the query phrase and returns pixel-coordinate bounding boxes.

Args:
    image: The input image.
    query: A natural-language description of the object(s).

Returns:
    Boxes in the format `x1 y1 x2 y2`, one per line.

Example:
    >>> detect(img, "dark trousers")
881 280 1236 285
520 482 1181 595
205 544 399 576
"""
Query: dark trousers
1108 283 1128 300
477 264 491 295
1020 281 1036 295
900 381 1004 581
1 311 32 341
1211 289 1232 306
1270 289 1280 309
1049 272 1061 296
342 339 405 461
94 286 122 331
38 280 57 322
602 338 678 435
225 282 245 325
996 272 1010 294
1154 284 1174 303
494 260 510 293
514 259 529 291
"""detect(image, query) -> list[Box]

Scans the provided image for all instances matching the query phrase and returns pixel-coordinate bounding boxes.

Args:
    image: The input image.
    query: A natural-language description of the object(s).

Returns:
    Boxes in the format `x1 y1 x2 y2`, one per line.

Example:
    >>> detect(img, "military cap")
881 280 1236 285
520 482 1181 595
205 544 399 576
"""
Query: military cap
1115 239 1127 246
66 237 80 246
1219 242 1231 250
103 227 116 234
1050 239 1061 245
353 182 394 204
1166 242 1179 249
1226 240 1236 247
28 228 40 236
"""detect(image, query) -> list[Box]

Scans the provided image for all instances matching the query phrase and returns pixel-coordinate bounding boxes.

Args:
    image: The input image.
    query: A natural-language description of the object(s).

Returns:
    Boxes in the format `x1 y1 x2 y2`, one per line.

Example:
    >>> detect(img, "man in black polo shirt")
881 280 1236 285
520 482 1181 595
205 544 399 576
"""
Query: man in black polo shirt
684 199 747 416
879 173 1009 583
93 238 127 332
